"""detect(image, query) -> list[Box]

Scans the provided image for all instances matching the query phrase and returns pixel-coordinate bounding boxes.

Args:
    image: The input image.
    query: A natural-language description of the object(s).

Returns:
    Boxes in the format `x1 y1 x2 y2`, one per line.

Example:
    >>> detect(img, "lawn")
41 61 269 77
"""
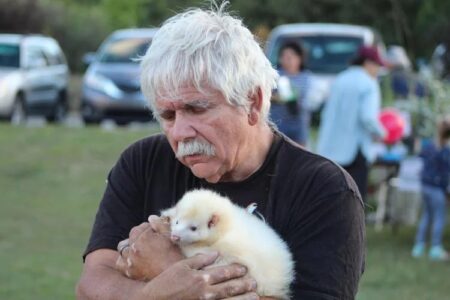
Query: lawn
0 124 449 299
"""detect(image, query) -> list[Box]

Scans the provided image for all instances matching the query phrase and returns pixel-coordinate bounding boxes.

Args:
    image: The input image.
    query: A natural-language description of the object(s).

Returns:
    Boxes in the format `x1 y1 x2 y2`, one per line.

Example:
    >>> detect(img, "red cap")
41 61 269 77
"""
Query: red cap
355 46 386 66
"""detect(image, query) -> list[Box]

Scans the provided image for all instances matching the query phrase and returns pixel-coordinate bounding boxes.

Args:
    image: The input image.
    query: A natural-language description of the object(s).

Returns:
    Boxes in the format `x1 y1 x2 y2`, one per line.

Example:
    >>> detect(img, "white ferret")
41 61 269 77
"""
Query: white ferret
161 189 295 299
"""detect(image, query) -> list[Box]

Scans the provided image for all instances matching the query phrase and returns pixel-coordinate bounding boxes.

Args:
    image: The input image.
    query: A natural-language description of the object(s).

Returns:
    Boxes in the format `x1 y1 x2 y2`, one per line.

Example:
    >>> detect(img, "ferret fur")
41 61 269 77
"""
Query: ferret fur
161 189 295 299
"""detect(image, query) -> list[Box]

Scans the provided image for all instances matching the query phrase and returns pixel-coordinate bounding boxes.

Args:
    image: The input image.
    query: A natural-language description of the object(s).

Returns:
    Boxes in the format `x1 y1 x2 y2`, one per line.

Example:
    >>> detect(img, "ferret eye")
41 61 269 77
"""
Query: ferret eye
190 226 197 231
176 220 179 225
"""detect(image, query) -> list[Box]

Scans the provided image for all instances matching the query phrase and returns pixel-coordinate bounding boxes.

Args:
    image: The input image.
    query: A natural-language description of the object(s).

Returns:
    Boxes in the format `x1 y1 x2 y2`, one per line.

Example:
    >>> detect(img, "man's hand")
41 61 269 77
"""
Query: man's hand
141 251 259 300
116 215 260 299
116 215 184 280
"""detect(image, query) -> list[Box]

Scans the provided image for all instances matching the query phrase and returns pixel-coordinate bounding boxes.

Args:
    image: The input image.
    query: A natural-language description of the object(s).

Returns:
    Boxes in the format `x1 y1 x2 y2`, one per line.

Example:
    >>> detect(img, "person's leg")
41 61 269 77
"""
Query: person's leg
412 186 432 257
430 187 447 247
428 186 448 260
343 151 368 202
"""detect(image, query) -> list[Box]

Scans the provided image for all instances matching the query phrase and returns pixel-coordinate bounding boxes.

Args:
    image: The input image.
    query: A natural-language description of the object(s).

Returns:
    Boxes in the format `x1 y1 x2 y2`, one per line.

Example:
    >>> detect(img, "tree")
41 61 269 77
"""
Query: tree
0 0 46 33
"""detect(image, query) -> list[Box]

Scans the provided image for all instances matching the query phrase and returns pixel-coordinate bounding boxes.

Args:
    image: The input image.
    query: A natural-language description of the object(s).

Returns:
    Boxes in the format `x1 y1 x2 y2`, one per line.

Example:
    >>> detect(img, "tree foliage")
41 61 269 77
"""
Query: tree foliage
0 0 449 72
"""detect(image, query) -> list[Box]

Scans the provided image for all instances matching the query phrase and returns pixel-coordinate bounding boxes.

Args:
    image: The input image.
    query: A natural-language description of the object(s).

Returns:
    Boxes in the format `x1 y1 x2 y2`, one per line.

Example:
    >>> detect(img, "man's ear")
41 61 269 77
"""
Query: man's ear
248 87 264 126
208 214 220 228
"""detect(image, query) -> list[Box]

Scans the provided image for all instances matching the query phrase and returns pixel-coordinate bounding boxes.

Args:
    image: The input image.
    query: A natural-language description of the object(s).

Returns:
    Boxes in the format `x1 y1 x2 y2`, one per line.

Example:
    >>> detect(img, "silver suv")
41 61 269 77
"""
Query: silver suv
0 34 69 123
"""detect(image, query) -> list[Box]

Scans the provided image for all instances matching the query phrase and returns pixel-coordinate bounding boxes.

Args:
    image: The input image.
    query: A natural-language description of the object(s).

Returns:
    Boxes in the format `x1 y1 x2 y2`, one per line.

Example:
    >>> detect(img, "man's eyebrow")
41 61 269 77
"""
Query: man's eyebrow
154 99 213 116
184 99 212 108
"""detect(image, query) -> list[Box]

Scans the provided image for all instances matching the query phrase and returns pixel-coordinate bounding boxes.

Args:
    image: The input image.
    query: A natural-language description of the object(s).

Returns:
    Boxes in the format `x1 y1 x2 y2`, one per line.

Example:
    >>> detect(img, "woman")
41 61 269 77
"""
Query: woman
412 117 450 261
270 42 312 146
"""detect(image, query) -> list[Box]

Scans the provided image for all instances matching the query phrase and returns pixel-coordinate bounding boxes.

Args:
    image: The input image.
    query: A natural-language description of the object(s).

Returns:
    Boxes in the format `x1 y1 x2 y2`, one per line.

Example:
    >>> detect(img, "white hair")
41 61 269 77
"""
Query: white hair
140 2 278 122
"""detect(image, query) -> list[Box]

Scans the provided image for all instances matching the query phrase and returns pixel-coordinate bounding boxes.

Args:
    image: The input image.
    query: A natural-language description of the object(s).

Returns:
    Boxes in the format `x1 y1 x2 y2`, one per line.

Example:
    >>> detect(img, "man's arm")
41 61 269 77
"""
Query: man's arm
77 218 260 300
76 250 147 300
77 249 260 300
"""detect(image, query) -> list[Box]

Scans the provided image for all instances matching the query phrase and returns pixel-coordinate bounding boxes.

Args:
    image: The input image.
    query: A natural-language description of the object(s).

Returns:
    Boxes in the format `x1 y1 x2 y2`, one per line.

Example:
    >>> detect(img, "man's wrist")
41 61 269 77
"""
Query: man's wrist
128 280 154 300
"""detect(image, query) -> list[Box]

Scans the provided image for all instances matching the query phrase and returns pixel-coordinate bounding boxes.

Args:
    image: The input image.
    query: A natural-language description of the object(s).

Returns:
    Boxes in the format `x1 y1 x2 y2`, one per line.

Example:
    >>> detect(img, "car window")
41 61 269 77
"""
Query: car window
271 35 364 74
43 41 66 66
24 46 49 68
98 37 151 64
0 44 20 68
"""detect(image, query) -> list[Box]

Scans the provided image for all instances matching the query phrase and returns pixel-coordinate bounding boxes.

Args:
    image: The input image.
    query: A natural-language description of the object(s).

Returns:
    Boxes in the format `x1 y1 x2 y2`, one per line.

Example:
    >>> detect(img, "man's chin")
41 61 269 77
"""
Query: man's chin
189 163 222 183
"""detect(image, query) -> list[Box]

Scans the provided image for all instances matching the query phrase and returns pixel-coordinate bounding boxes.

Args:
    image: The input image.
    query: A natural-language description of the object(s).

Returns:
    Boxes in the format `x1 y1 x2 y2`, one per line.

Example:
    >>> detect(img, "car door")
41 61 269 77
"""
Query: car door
42 40 69 103
22 44 55 108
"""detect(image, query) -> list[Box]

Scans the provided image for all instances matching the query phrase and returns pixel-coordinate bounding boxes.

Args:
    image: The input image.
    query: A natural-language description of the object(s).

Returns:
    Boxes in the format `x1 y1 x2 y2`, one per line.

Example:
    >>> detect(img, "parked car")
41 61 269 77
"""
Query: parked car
81 28 157 124
0 34 69 123
265 23 386 111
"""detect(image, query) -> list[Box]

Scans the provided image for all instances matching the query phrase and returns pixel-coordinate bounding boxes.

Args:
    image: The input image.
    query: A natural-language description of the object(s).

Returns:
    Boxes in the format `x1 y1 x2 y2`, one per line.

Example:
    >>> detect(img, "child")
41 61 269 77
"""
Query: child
412 116 450 261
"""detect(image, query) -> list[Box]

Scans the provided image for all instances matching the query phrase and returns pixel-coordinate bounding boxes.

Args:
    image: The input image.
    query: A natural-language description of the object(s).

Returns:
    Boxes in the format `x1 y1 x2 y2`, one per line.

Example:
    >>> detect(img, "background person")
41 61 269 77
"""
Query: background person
270 42 312 147
412 117 450 261
316 45 387 201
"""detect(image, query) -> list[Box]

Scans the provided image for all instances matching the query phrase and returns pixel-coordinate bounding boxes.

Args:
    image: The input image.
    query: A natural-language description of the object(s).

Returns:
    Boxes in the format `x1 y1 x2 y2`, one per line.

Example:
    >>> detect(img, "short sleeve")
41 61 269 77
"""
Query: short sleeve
287 189 365 299
82 144 146 261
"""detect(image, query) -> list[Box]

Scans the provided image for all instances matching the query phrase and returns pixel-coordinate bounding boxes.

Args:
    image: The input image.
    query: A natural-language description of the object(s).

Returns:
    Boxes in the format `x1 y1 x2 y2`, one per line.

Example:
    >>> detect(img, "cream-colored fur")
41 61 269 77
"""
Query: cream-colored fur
161 189 295 299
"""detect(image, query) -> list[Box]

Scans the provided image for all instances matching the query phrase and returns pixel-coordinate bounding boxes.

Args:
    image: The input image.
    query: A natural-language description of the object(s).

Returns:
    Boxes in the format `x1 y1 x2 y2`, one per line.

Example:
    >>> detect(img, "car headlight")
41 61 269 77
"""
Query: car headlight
84 73 122 99
0 73 19 100
0 79 9 98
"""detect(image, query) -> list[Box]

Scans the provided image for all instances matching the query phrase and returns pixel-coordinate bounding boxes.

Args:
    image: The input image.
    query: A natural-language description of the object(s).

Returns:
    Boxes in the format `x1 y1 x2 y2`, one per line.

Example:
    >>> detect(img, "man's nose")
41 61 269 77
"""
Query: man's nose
171 113 196 141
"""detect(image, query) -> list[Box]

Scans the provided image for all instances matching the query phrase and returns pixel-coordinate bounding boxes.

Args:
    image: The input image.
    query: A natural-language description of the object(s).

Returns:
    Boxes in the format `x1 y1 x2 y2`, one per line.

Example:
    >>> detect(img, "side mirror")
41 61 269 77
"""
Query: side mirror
83 52 97 66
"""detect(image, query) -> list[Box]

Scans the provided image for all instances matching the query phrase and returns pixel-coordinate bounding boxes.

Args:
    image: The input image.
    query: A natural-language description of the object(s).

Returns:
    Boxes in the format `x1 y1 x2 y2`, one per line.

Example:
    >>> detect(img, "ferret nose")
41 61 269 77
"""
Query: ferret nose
171 235 180 242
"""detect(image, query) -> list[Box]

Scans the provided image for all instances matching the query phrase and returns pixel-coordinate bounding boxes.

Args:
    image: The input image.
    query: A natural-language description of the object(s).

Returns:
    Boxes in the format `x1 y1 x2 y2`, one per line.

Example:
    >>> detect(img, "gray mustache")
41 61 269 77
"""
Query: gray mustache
176 140 215 158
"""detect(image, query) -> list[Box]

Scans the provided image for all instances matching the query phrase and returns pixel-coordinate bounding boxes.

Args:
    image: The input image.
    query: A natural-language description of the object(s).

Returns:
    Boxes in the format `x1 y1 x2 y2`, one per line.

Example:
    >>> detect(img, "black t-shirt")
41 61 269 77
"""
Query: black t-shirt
84 132 365 299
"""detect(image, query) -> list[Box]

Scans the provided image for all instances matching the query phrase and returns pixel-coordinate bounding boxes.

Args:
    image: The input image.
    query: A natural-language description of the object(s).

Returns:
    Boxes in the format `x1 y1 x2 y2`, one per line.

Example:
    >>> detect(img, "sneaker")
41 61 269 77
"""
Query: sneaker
411 243 426 258
429 246 449 261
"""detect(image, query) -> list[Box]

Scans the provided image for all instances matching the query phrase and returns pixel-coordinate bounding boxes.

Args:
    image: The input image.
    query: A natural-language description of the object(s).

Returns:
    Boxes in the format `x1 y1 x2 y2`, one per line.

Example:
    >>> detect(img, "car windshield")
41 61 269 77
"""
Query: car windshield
272 35 364 74
0 43 20 68
98 37 151 64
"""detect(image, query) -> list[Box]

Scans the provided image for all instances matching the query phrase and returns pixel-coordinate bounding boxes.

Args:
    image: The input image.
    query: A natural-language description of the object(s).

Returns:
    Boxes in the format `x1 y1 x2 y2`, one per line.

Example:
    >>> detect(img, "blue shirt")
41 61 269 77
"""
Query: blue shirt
270 70 311 144
420 142 450 190
317 66 386 164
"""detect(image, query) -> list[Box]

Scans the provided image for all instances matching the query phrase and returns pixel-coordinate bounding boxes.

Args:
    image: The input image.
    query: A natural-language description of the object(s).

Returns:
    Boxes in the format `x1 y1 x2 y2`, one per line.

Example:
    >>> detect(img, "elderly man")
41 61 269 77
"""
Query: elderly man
77 5 365 300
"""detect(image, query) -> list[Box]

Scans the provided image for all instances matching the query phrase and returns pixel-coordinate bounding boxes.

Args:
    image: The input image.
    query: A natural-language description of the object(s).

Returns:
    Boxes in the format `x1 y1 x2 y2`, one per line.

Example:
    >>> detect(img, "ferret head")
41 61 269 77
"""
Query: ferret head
161 189 233 246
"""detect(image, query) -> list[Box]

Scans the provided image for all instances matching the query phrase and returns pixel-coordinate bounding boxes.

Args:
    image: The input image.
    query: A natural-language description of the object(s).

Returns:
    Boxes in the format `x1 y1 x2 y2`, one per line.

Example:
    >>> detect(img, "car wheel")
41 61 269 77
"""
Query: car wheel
48 90 68 123
81 102 101 124
10 95 27 125
48 100 67 123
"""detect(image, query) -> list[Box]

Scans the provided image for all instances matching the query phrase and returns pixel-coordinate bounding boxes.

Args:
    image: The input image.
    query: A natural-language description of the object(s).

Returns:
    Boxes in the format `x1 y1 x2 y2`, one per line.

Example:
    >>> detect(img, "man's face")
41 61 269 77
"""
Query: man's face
154 86 250 183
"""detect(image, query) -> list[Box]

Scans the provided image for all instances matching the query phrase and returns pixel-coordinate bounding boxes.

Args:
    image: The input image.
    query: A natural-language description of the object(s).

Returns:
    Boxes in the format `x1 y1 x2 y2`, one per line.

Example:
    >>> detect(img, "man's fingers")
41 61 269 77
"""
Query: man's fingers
203 263 248 285
115 248 139 279
148 215 171 235
129 222 151 243
115 255 129 276
223 292 260 300
209 277 257 299
183 252 219 270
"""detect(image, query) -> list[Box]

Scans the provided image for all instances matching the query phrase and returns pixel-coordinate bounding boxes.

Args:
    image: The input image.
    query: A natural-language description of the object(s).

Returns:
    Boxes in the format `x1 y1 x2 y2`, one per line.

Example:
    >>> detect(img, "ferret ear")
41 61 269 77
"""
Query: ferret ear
161 207 176 222
208 214 220 228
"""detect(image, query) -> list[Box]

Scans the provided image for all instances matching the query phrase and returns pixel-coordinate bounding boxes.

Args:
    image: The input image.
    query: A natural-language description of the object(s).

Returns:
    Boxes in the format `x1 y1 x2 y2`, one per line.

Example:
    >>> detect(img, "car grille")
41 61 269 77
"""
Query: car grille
115 82 141 94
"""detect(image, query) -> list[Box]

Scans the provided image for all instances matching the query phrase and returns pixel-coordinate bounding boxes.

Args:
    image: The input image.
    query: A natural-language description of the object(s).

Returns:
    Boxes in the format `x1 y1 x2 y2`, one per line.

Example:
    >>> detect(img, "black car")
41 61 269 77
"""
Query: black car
81 28 157 124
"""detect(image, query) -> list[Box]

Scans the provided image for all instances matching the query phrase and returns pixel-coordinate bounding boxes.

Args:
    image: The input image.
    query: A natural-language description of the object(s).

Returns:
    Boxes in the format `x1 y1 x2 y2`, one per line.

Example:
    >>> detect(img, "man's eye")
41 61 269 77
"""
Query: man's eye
190 226 197 231
160 111 175 121
186 106 206 114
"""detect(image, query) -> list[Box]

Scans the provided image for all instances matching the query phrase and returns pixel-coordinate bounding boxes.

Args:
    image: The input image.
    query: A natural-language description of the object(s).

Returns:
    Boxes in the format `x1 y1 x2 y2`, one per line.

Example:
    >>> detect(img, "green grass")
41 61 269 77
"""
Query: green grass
0 124 449 299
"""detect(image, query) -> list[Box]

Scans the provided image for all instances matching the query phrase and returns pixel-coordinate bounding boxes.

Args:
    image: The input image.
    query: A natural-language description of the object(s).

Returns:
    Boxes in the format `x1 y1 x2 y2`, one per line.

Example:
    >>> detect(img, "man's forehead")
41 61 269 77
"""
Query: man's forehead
155 98 212 109
155 88 222 109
